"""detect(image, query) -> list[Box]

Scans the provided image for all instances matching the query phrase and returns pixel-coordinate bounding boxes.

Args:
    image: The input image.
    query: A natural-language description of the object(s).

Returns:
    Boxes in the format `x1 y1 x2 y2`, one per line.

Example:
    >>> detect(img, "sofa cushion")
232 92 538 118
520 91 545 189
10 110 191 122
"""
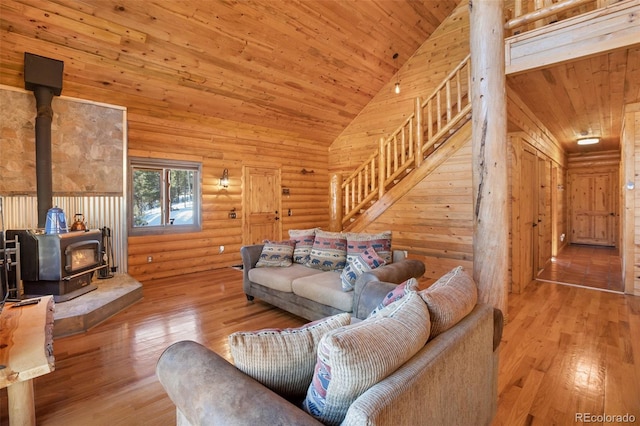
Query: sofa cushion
302 292 430 425
248 264 324 293
289 228 319 264
368 277 419 317
228 312 351 398
306 230 347 271
419 266 478 339
345 231 392 264
340 248 386 292
255 240 296 267
292 271 353 312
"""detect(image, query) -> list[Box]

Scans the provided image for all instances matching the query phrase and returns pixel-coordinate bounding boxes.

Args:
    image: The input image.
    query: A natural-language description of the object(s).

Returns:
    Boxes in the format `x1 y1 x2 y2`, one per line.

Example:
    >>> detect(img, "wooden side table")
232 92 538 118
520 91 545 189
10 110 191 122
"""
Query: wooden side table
0 296 55 425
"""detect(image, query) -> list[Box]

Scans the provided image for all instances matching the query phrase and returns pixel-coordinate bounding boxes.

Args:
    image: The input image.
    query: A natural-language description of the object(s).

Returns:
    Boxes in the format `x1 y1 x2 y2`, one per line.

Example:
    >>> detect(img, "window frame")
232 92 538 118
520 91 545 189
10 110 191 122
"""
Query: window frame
128 157 202 236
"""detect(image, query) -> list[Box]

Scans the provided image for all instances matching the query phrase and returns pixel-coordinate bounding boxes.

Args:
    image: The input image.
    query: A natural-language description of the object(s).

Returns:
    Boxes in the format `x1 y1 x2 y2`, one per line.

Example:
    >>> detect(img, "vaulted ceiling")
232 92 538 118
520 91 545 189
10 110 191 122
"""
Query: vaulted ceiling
1 0 638 154
0 0 458 145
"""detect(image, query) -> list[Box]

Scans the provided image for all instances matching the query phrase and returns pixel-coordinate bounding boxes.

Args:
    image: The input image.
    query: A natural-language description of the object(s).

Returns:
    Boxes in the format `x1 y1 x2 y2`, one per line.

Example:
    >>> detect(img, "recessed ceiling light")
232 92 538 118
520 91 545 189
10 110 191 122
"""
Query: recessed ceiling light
577 137 599 145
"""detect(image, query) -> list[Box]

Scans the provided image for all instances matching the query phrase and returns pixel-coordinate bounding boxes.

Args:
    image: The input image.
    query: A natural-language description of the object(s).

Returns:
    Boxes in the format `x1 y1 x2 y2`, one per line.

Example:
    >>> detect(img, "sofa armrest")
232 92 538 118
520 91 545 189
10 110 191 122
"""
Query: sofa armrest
240 244 264 295
352 259 426 320
157 341 323 426
361 258 425 285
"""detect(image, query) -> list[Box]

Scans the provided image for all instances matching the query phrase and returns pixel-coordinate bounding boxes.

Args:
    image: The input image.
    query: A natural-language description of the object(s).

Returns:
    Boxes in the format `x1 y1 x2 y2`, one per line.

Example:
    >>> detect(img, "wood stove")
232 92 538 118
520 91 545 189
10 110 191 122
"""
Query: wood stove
7 229 103 302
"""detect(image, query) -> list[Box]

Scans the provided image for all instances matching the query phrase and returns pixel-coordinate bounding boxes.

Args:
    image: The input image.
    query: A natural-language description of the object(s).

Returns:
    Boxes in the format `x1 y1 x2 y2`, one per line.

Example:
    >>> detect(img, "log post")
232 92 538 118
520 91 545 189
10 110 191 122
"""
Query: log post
329 173 343 232
415 97 423 168
470 0 509 317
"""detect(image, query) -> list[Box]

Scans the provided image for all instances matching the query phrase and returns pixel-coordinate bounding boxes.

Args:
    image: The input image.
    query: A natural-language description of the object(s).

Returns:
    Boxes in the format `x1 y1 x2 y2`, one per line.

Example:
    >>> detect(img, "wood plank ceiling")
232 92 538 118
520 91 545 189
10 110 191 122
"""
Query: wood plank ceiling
507 45 640 154
2 0 638 154
0 0 458 146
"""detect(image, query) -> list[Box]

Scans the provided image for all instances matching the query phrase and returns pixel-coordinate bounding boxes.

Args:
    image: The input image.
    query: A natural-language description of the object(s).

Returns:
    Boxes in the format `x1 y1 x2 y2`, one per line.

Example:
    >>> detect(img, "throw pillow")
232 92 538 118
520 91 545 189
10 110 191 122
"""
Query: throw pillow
305 230 347 271
289 228 319 264
255 240 296 267
302 292 430 425
229 313 351 398
419 266 478 339
340 248 386 292
345 231 392 264
368 277 419 317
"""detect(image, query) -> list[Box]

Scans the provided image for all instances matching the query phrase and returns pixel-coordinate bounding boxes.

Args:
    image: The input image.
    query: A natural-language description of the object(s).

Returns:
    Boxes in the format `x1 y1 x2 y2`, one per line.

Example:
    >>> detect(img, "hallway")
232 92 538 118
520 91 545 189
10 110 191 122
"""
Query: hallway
537 244 623 292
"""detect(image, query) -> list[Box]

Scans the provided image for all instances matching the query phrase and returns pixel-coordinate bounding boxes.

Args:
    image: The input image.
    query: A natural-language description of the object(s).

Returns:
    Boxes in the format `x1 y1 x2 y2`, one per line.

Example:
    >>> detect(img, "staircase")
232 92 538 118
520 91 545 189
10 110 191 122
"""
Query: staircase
336 54 473 231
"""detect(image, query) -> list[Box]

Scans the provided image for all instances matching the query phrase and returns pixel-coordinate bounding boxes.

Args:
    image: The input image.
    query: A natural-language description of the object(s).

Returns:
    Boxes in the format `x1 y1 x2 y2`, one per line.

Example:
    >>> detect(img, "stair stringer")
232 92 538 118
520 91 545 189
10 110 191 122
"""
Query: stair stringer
345 119 472 233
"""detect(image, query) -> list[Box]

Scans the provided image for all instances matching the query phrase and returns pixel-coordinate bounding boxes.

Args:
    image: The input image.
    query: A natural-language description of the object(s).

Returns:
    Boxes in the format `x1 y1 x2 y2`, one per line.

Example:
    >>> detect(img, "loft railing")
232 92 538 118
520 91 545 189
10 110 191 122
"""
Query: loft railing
337 54 472 227
505 0 615 34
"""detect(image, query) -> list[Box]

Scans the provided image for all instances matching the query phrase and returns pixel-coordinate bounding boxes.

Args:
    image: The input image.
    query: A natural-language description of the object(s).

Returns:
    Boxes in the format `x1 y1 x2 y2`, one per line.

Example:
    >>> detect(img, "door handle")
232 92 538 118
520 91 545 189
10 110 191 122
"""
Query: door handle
532 223 537 227
610 213 615 216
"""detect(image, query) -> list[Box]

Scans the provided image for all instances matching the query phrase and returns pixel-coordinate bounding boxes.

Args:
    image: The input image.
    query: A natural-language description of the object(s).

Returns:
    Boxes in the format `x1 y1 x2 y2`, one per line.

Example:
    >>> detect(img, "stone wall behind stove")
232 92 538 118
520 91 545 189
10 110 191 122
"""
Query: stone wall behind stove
0 85 125 196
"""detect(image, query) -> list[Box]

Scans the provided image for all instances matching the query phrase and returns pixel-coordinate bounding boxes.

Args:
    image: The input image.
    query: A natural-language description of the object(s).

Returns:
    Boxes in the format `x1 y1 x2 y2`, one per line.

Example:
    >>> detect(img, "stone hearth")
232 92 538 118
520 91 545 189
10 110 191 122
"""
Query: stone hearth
52 273 143 338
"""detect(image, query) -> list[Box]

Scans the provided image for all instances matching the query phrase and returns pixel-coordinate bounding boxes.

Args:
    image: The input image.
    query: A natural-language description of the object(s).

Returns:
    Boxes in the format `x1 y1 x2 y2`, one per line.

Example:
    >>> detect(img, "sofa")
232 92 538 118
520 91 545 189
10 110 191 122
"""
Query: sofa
157 266 504 426
240 234 426 321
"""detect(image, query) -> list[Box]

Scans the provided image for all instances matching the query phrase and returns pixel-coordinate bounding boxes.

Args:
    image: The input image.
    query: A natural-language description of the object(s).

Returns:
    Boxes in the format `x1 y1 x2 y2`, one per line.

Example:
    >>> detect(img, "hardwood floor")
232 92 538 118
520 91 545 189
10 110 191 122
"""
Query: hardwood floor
1 268 638 425
537 244 624 293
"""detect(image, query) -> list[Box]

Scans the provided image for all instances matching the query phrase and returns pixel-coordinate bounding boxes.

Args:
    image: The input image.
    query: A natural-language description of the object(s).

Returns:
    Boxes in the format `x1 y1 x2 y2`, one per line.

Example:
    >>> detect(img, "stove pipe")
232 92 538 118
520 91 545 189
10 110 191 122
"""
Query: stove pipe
23 53 64 228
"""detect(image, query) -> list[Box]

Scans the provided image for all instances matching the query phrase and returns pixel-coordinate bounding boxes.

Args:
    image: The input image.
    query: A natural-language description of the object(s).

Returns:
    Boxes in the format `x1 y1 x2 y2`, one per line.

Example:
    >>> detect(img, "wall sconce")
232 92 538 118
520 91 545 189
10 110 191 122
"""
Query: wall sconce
627 180 636 190
220 168 229 188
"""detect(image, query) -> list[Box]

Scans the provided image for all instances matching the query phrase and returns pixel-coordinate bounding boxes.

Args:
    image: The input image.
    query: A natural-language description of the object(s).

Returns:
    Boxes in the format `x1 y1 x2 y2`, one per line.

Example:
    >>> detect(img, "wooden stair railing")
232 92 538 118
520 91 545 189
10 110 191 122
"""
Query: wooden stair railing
334 54 472 229
505 0 611 34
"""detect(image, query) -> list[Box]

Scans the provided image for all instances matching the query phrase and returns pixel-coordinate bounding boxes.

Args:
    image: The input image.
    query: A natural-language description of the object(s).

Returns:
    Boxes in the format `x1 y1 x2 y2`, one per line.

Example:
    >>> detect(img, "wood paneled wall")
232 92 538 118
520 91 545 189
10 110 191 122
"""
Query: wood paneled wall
508 89 567 293
125 112 328 281
621 104 640 295
364 138 474 284
329 1 471 176
327 1 472 282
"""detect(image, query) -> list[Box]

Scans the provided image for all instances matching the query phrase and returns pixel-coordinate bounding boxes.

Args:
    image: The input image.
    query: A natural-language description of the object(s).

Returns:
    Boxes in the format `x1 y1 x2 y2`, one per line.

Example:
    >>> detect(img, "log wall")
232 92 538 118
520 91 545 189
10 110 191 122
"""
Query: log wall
125 112 329 281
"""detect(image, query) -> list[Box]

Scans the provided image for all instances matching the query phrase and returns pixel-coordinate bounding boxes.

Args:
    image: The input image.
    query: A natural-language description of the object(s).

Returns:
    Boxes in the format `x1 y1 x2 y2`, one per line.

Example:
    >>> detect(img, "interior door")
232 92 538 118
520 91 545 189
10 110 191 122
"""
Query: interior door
243 166 282 245
537 156 552 272
570 170 616 246
520 149 537 287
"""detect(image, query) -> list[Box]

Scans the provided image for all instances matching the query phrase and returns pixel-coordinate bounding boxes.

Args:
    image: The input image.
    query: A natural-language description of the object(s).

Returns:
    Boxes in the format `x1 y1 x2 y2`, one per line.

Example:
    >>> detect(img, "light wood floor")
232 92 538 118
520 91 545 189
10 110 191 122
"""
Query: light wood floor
537 244 623 293
1 268 638 425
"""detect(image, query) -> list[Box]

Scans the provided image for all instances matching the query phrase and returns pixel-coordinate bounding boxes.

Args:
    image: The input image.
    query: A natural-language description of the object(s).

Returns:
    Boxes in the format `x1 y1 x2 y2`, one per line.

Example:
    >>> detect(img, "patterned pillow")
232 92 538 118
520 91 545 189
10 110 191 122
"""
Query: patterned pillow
368 277 419 317
289 228 319 264
229 313 351 398
305 230 347 271
345 231 392 264
255 240 296 267
302 292 430 425
340 248 386 292
419 266 478 339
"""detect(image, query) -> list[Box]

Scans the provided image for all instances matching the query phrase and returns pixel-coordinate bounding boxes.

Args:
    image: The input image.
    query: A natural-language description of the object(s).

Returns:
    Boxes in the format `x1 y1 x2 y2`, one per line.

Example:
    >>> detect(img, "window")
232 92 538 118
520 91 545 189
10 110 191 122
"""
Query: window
128 158 201 235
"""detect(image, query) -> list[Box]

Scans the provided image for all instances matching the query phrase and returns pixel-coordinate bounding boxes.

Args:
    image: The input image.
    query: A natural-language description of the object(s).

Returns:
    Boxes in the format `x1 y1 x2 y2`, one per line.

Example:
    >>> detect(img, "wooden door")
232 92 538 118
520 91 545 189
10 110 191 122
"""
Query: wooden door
520 149 537 287
243 166 282 245
537 156 552 271
569 171 616 246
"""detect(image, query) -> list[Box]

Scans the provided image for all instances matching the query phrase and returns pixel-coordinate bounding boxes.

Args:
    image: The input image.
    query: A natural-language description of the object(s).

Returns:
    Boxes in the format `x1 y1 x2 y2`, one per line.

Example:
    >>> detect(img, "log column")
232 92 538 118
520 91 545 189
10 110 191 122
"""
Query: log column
469 0 509 316
329 173 343 232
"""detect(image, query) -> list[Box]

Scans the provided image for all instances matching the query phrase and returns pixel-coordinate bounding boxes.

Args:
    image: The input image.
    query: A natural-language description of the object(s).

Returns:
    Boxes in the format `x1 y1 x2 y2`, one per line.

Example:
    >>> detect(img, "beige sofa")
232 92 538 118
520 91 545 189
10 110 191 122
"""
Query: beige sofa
241 244 425 321
157 268 504 426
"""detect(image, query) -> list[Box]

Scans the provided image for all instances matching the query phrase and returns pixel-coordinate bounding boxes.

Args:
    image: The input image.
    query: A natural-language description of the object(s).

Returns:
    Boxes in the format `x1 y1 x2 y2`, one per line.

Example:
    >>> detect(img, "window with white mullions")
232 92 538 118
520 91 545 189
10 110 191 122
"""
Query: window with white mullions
129 158 201 235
